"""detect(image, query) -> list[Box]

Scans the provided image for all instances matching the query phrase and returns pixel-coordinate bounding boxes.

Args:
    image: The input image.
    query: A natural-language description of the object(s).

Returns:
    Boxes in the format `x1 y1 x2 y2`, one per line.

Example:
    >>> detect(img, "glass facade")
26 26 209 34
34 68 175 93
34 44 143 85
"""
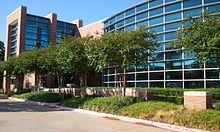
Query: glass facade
25 14 76 50
9 21 18 56
103 0 220 88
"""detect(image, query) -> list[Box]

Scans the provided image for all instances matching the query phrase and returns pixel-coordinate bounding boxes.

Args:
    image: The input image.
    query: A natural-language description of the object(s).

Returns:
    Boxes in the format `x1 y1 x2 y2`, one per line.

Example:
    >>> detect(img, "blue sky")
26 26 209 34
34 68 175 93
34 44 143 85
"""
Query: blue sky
0 0 145 43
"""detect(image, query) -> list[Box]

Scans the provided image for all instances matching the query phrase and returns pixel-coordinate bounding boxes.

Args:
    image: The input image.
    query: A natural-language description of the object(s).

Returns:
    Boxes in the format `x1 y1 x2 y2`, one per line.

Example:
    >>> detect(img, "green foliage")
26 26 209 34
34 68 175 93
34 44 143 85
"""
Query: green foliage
214 102 220 110
81 96 144 113
172 12 220 66
13 92 71 103
88 26 157 72
152 96 183 105
185 110 220 131
118 101 182 120
62 95 99 108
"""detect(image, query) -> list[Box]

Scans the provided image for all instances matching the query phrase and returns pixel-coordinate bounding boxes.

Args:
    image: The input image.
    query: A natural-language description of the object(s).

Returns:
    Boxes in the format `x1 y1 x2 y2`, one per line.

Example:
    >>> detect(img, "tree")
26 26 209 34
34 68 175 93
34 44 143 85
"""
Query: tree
60 36 93 88
0 41 5 61
172 12 220 78
87 27 157 96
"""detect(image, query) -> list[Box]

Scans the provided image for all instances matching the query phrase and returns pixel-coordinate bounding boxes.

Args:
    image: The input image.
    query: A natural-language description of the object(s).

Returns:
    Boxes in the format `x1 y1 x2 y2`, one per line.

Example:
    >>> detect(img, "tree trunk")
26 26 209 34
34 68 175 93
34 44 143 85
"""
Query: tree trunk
16 74 24 92
122 67 126 97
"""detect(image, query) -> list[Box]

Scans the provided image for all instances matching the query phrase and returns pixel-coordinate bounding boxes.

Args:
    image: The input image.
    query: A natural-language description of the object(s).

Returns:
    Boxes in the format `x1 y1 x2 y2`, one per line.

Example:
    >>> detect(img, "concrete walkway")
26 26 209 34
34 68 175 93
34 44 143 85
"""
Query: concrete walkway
0 94 174 132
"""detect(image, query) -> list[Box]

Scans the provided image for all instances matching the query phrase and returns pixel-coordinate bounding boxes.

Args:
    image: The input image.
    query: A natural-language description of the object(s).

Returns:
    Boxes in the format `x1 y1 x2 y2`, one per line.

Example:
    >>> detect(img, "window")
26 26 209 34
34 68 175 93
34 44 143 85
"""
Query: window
165 2 181 12
183 0 202 8
165 12 181 22
125 16 135 24
137 21 148 27
165 50 182 60
165 22 181 31
152 25 164 33
26 33 36 39
205 4 220 12
149 61 164 70
184 59 199 69
115 20 124 28
185 81 204 88
149 0 163 8
136 82 148 88
136 3 148 12
165 0 175 3
136 63 148 71
136 12 148 21
150 72 164 80
165 32 176 40
206 69 219 79
126 74 135 81
204 0 220 4
156 34 164 42
165 60 182 70
149 16 163 26
207 81 220 88
184 70 204 79
150 82 164 88
166 71 182 80
184 50 196 59
109 17 116 24
25 39 36 45
125 8 135 16
183 8 202 18
150 52 164 61
125 24 135 31
166 81 182 88
149 7 163 17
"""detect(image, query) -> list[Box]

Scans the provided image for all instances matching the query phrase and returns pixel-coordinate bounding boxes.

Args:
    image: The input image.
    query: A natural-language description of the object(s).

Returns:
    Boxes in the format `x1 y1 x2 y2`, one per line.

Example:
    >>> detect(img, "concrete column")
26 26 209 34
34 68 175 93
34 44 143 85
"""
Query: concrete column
46 13 57 46
184 91 212 110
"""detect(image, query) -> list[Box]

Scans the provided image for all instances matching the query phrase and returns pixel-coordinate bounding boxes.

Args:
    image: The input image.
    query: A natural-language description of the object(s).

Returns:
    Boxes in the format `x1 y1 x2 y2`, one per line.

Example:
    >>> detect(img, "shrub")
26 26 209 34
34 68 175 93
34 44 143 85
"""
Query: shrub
118 101 183 121
184 110 220 131
214 102 220 110
152 95 183 105
62 95 100 108
81 96 144 113
13 92 71 103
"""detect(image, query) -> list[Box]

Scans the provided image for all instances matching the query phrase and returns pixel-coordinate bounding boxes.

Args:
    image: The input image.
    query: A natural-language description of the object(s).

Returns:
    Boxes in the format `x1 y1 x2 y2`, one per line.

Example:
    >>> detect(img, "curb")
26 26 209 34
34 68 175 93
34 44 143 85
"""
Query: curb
9 97 209 132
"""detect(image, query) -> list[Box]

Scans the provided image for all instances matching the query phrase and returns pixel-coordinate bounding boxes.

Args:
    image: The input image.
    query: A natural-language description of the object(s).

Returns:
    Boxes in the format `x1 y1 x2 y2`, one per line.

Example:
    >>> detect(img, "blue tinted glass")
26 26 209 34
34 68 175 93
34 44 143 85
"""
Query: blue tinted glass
184 59 199 69
165 32 176 40
165 22 181 31
156 34 164 42
183 8 202 18
150 52 164 60
26 15 37 21
25 45 35 50
116 20 124 28
204 0 220 4
25 39 36 45
149 16 163 25
26 26 37 33
149 0 163 8
26 33 36 39
109 17 116 24
165 12 181 22
165 2 181 12
205 4 220 12
26 20 36 26
183 0 202 8
152 25 164 33
136 12 148 20
149 62 164 71
165 51 182 60
149 7 163 17
136 3 148 12
125 16 135 24
137 21 148 27
125 24 135 31
165 0 175 3
125 8 135 16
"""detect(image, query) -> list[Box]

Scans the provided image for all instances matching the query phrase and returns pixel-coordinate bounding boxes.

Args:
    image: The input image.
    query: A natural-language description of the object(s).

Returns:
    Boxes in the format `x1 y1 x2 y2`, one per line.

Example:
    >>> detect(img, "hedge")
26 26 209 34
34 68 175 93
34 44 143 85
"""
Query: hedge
13 92 72 103
80 96 144 113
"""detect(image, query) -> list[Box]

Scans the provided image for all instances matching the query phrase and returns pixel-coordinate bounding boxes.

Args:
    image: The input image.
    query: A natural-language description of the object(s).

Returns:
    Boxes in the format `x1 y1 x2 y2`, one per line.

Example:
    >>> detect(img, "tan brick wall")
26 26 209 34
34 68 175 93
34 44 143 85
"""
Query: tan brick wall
184 92 212 110
78 19 105 38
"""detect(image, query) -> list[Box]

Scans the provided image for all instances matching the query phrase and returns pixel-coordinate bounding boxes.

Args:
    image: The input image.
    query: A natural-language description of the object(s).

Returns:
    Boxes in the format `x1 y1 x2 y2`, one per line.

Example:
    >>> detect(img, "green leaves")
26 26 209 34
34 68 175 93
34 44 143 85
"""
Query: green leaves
172 12 220 65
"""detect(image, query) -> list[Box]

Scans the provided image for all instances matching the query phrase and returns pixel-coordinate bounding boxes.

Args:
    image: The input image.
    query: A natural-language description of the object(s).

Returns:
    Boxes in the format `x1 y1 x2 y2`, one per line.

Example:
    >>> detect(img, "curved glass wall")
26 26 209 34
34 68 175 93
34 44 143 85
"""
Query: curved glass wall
103 0 220 88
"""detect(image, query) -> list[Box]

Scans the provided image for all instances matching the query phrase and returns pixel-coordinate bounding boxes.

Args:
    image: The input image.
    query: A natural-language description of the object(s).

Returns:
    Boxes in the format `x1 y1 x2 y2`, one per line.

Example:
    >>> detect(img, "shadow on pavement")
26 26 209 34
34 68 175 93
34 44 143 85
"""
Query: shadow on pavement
0 94 68 113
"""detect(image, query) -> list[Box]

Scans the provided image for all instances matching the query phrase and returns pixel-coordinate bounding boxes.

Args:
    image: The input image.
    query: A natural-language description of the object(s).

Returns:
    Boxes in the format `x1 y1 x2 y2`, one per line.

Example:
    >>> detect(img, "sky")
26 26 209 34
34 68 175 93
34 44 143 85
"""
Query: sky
0 0 145 43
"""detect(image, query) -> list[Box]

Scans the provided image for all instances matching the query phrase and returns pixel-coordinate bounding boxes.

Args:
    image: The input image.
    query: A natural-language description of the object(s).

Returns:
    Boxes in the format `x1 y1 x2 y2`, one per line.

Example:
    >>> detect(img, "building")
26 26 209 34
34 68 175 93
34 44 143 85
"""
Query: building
3 6 104 92
103 0 220 88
